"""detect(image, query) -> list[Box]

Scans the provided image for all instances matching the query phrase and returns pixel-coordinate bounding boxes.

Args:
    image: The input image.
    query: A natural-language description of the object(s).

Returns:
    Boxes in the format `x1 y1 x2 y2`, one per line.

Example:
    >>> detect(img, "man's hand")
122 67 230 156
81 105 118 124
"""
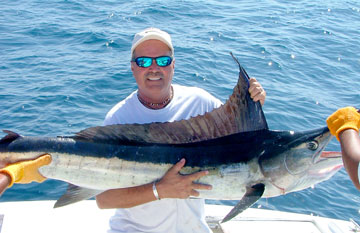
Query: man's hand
156 158 212 199
0 154 51 187
248 78 266 106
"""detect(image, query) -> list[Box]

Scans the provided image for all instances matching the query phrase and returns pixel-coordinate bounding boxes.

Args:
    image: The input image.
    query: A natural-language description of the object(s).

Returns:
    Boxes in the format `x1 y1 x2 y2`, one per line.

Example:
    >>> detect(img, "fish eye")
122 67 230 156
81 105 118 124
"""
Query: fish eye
307 141 318 151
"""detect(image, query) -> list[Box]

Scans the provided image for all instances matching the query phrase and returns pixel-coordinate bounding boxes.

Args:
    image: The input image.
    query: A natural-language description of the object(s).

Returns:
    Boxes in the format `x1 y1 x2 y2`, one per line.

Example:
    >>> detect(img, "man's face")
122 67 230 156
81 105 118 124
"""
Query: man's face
131 39 175 102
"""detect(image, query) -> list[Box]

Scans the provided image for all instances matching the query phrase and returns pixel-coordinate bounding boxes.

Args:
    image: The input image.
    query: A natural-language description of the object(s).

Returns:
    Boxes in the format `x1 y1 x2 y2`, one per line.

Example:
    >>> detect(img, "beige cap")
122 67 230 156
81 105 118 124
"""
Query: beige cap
131 28 174 58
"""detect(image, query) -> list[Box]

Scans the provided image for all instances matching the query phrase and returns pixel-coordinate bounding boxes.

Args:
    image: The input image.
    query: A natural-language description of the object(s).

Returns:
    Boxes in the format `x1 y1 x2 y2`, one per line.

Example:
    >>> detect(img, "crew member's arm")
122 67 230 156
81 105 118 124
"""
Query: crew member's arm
96 158 211 209
339 129 360 190
0 170 11 195
0 154 52 195
326 106 360 190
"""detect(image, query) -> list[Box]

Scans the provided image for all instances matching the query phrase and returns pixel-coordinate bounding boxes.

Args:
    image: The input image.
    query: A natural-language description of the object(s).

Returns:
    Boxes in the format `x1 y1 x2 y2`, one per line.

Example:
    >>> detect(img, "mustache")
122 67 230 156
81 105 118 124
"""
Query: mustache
145 72 164 79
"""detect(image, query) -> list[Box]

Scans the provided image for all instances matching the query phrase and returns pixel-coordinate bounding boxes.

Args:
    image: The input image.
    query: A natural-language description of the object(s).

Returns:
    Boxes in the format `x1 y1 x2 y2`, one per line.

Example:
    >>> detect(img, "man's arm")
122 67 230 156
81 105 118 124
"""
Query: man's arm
96 158 212 209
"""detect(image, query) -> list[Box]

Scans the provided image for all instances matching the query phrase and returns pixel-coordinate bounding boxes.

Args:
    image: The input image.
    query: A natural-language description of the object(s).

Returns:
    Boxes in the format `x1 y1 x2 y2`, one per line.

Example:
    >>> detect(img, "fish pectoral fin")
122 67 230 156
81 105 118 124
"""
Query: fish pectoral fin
221 183 265 223
54 184 103 208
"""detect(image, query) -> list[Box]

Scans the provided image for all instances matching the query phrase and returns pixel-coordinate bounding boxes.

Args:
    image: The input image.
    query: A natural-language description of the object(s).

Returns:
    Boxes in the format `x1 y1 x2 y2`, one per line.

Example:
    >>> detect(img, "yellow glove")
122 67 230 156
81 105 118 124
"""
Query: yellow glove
326 107 360 141
0 154 51 187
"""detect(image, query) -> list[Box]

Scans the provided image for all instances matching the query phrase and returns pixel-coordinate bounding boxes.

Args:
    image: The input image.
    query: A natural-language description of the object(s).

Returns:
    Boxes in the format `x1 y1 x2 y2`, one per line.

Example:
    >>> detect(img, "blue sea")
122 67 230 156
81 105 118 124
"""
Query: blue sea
0 0 359 222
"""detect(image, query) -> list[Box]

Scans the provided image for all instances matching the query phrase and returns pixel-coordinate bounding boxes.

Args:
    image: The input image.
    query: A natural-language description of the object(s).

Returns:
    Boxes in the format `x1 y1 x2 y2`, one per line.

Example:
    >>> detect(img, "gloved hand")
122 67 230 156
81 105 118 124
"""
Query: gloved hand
326 107 360 141
0 154 51 187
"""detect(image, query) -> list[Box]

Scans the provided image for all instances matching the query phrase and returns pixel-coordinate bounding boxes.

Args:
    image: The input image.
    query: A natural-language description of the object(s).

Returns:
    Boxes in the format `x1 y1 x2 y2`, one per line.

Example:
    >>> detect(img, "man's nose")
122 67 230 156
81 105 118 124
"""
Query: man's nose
149 59 160 69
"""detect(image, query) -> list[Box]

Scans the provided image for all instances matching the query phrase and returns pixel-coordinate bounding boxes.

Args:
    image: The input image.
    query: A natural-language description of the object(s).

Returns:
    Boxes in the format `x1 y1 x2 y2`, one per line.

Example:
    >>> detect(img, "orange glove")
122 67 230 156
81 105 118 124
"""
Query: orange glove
326 107 360 141
0 154 51 187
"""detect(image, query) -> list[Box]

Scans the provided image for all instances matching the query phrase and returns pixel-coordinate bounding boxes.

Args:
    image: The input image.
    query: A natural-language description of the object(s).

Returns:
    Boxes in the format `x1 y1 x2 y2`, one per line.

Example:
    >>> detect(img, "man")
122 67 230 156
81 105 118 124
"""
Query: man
96 28 266 233
0 154 51 195
327 106 360 190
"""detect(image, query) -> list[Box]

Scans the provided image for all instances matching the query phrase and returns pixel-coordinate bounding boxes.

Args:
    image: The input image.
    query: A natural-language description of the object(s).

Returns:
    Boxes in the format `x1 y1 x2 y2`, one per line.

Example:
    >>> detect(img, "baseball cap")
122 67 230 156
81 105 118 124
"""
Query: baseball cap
131 28 174 57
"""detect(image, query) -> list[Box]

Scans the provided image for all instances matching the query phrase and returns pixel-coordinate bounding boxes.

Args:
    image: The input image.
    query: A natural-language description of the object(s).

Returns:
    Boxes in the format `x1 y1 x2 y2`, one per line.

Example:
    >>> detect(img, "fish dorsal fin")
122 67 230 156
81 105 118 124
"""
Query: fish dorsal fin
74 53 268 144
0 130 21 144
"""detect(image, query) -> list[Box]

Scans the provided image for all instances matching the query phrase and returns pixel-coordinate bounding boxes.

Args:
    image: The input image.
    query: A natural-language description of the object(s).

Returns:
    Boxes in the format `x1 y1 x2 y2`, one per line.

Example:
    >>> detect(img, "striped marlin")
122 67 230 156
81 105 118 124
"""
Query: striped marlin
0 53 342 222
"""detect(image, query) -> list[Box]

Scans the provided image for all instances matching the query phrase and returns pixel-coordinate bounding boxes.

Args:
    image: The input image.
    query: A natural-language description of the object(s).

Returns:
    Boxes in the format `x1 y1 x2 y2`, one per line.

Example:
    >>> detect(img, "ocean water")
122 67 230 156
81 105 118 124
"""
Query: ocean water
1 0 359 222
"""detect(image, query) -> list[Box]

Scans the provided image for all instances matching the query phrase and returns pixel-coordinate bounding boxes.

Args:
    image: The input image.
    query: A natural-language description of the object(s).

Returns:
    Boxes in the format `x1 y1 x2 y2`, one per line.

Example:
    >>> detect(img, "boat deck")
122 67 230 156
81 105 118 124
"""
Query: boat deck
0 200 358 233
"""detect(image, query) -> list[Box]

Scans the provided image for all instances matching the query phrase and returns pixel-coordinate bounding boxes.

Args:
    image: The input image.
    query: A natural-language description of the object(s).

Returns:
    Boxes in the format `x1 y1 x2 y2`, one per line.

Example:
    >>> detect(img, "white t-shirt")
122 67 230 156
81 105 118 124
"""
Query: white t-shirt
104 84 222 233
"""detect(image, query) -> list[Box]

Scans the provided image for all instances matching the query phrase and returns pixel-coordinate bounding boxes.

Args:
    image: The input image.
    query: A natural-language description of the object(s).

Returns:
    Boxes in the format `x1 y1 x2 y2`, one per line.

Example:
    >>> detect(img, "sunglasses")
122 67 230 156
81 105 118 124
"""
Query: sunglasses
132 56 173 68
